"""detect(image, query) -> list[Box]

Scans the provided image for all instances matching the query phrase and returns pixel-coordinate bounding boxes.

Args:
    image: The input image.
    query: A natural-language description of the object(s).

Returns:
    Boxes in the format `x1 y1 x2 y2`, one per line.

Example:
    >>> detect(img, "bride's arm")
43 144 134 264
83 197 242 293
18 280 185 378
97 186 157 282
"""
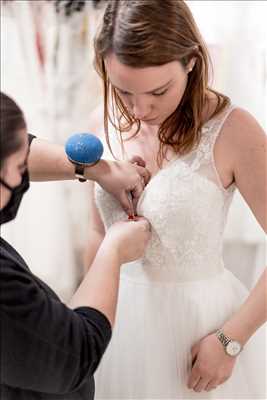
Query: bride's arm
188 269 266 392
219 108 267 341
83 182 106 274
188 108 267 393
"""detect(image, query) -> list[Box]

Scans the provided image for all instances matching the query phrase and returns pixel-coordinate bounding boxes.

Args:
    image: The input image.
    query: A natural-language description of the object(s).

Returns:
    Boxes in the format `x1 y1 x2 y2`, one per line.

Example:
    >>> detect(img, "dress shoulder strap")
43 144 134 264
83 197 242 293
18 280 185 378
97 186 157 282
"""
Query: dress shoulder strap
206 103 237 148
190 103 237 172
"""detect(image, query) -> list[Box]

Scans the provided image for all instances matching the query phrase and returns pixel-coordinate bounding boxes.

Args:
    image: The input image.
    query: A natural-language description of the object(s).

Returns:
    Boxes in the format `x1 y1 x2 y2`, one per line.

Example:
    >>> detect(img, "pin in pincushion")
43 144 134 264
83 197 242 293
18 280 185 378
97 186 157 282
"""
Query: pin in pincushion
65 133 104 165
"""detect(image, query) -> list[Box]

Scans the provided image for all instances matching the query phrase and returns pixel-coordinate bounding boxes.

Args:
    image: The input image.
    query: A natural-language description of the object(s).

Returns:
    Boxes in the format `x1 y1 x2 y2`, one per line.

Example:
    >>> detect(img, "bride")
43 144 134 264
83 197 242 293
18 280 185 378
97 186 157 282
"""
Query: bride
85 0 266 398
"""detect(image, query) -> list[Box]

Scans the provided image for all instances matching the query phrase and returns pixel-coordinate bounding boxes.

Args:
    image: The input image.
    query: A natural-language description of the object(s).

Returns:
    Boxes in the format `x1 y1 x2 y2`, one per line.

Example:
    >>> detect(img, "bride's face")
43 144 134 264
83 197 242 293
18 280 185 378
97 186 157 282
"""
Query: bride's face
105 53 192 126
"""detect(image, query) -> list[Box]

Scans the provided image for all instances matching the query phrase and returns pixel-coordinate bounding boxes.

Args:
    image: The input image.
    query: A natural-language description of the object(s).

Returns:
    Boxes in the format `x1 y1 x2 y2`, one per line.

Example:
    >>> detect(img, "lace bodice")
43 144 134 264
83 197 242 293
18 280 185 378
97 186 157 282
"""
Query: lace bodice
95 105 236 283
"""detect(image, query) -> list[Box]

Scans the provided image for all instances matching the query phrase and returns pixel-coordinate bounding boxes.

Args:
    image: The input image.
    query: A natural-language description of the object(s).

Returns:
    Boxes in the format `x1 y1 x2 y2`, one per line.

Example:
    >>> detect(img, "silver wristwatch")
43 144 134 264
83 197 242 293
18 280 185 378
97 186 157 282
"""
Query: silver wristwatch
215 329 243 357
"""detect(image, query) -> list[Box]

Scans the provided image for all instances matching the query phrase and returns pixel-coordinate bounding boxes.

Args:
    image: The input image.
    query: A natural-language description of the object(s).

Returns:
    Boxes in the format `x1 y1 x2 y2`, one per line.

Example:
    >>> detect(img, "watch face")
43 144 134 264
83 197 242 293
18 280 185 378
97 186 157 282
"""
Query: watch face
226 340 242 356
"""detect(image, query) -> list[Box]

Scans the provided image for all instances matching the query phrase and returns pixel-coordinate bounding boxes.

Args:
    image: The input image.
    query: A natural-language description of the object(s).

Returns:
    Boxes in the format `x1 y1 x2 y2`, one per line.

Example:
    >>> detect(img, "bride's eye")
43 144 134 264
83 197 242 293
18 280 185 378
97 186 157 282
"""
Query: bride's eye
117 89 131 96
152 89 168 97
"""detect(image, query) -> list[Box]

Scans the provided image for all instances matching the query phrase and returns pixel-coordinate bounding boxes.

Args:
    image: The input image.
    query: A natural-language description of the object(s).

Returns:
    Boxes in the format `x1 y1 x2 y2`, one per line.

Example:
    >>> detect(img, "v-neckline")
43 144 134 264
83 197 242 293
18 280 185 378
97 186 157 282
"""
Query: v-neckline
133 118 215 208
144 154 180 190
135 155 183 212
109 114 217 208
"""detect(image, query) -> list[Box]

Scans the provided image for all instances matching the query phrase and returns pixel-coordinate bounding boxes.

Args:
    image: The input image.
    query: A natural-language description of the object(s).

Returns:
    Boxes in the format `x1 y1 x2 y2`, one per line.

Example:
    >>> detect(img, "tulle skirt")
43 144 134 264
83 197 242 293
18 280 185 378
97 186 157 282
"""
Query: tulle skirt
95 267 266 399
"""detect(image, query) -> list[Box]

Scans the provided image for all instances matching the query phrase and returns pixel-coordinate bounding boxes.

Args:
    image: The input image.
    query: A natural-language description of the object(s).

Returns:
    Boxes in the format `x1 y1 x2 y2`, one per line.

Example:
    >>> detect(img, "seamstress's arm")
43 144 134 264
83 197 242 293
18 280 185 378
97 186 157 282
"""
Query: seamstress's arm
28 137 79 181
82 182 106 275
28 136 150 215
1 217 151 394
28 137 137 183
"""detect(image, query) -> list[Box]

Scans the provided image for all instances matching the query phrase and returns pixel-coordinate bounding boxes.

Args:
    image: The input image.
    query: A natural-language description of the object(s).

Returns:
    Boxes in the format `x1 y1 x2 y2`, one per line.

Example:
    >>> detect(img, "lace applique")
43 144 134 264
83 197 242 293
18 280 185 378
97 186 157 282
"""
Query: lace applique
190 125 213 171
95 104 236 279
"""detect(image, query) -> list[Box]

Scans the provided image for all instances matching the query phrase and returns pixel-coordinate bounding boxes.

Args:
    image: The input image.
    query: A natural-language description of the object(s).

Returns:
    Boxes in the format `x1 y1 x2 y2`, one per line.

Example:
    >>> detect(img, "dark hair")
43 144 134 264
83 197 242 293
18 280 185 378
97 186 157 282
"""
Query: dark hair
0 92 26 165
94 0 229 165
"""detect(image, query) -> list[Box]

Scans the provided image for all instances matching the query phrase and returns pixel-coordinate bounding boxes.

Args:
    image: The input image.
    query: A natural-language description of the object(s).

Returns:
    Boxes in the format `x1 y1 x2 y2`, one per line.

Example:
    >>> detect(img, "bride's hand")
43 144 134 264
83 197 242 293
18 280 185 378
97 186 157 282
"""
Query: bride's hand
187 333 236 392
90 158 150 216
104 217 151 264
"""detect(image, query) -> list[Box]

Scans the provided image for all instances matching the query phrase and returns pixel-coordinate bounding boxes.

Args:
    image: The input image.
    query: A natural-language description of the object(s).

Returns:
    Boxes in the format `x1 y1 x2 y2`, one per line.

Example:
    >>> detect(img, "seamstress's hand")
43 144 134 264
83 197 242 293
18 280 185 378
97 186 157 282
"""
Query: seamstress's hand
187 333 237 392
104 217 151 264
128 155 149 212
88 158 150 216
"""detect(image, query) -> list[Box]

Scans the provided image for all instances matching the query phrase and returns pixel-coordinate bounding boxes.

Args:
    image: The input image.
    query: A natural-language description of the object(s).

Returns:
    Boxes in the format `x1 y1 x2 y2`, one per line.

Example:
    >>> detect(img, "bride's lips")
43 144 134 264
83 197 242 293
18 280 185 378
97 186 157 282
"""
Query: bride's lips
142 116 158 122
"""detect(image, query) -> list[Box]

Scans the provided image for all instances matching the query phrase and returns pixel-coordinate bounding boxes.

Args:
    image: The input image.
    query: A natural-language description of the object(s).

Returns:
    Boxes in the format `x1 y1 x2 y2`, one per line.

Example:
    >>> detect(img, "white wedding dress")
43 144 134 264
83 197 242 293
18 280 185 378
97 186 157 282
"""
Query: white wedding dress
94 104 265 399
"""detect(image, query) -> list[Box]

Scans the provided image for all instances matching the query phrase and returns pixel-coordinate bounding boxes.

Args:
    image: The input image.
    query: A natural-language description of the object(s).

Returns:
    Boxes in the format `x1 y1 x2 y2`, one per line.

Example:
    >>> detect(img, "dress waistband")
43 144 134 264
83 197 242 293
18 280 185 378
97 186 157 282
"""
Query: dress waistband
120 259 225 284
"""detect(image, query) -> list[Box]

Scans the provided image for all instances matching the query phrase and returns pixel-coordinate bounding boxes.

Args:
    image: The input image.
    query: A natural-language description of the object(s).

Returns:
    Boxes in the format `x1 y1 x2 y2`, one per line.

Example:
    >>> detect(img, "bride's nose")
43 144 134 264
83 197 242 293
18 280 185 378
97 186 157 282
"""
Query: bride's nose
132 97 151 120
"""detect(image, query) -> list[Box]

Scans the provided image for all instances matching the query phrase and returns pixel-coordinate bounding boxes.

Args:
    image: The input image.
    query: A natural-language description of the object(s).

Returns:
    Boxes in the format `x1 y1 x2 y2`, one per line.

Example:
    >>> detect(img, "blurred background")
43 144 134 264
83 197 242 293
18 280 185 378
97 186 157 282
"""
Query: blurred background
1 0 266 302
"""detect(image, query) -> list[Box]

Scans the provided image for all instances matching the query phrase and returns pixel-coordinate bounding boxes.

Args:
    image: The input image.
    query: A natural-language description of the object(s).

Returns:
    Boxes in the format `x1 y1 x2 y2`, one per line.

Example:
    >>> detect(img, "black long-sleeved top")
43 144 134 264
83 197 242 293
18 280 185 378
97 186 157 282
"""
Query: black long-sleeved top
0 135 112 399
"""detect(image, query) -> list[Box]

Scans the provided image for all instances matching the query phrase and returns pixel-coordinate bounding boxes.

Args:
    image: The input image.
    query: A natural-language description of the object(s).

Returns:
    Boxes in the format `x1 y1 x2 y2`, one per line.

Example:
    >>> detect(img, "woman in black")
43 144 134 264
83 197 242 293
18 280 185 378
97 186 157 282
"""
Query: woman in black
0 92 151 399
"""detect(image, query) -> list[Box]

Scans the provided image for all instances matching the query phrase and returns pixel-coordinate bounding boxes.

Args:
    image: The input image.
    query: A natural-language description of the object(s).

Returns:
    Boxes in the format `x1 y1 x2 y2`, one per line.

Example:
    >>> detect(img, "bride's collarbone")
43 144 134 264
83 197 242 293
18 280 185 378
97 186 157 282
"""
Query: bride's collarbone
119 125 180 178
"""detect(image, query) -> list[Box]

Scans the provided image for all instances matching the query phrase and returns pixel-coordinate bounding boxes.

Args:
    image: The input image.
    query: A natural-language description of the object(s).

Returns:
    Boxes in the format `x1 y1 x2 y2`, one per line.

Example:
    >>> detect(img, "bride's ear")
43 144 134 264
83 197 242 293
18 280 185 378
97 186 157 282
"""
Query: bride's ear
186 57 197 74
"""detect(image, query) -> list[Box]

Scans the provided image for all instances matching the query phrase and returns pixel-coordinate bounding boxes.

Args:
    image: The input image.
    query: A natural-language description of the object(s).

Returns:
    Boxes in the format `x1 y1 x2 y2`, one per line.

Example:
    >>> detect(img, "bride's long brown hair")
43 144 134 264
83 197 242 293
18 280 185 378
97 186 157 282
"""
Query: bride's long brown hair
94 0 229 165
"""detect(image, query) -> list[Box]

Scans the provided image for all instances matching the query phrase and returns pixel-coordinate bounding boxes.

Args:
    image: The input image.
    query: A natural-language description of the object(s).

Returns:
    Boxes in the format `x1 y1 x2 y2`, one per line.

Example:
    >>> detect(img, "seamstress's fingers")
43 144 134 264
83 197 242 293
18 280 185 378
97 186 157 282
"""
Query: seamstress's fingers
132 196 139 215
136 165 151 185
128 155 151 185
119 191 135 217
129 155 146 167
131 180 144 202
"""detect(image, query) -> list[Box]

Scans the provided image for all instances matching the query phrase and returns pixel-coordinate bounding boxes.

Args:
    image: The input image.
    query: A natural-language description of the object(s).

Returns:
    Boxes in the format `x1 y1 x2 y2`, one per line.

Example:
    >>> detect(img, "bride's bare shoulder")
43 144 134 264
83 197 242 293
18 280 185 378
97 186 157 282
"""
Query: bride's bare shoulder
220 107 266 147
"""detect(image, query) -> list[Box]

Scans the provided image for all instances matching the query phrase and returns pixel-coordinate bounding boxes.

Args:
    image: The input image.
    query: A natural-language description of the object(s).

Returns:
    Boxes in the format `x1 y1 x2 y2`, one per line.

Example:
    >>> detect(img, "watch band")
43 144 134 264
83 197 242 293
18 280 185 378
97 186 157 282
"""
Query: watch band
74 164 87 182
215 329 243 357
216 329 231 347
71 159 100 182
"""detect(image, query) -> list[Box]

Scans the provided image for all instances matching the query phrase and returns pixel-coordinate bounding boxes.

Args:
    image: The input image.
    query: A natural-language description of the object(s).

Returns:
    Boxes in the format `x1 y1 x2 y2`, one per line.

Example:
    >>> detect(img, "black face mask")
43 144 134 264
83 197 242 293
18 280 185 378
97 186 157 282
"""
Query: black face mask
0 170 30 225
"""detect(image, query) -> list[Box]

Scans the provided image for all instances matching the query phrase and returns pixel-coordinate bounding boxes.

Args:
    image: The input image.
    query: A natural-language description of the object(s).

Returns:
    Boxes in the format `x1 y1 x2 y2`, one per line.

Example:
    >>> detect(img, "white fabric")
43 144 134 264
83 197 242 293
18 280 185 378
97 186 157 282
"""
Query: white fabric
0 1 105 301
94 105 266 399
0 2 78 302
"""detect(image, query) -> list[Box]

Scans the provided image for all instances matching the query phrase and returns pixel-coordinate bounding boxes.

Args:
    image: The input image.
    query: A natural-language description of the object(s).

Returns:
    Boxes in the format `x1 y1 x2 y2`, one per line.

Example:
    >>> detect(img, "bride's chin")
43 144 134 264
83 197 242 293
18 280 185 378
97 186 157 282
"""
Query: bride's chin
142 119 161 127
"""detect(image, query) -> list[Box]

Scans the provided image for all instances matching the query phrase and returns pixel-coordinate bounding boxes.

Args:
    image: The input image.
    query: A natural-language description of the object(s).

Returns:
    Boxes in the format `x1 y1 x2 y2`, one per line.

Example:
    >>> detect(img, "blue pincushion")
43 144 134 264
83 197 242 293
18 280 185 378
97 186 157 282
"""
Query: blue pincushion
65 133 104 165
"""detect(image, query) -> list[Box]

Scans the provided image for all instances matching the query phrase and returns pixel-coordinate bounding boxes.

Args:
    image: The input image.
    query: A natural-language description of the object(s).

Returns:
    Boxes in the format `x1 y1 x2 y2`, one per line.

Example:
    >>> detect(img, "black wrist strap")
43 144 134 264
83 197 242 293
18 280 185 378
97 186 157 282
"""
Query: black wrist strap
72 159 101 182
74 164 87 182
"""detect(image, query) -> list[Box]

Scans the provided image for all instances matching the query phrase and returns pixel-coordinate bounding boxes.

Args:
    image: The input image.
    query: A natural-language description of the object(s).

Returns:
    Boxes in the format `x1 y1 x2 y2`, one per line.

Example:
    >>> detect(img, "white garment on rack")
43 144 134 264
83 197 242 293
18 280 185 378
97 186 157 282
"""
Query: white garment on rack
1 1 105 300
